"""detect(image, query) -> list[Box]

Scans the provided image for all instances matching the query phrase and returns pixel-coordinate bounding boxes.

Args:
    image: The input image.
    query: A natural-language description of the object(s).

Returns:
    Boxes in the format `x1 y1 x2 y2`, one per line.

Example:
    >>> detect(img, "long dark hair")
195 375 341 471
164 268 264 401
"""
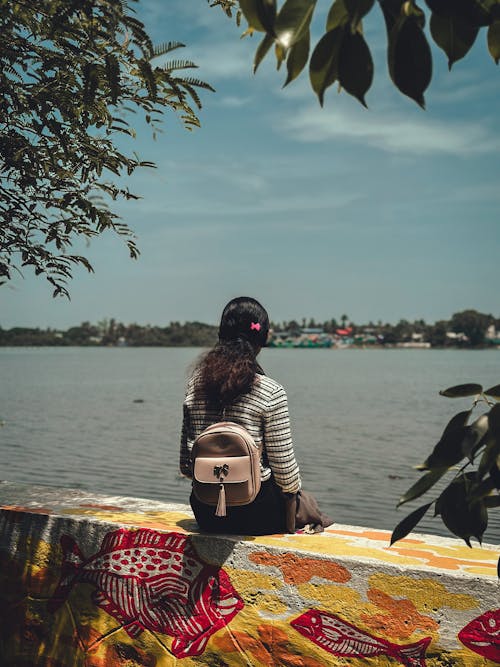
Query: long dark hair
197 297 270 407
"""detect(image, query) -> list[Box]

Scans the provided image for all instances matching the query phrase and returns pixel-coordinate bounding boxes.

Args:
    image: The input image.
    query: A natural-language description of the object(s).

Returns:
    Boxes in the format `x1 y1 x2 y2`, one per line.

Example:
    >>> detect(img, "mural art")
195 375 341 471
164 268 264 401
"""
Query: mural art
48 528 243 658
458 609 500 663
1 484 499 666
291 609 431 667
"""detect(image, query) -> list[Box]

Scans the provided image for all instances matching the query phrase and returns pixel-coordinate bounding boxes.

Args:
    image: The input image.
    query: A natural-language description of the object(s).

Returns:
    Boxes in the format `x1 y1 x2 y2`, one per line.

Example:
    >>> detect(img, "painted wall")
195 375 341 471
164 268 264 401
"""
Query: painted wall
0 480 498 666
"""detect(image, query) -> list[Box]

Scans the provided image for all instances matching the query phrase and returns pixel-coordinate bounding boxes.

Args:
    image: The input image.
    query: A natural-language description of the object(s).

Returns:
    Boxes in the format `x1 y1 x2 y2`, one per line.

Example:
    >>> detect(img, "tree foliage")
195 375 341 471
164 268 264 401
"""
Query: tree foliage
391 383 500 575
0 0 213 297
213 0 500 107
450 309 493 347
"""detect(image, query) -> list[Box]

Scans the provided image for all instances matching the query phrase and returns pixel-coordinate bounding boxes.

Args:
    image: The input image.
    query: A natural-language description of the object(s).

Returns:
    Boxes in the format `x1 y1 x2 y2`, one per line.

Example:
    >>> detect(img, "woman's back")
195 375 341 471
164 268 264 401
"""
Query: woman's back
181 372 301 494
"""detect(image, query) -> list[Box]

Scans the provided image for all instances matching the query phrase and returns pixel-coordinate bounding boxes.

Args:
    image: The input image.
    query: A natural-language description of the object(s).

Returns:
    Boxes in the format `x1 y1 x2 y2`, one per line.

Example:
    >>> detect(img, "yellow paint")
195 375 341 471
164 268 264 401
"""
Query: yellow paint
296 582 363 612
53 507 498 577
30 537 56 567
368 573 477 612
228 568 283 593
250 531 498 575
465 565 499 576
448 651 500 667
227 569 287 616
394 540 498 562
59 507 194 532
250 533 444 568
212 618 330 667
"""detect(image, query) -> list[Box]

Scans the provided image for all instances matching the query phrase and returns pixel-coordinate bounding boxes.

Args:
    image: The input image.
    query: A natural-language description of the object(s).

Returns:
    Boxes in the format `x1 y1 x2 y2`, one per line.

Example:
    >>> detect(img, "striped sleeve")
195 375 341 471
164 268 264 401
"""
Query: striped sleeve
179 402 193 478
263 385 301 493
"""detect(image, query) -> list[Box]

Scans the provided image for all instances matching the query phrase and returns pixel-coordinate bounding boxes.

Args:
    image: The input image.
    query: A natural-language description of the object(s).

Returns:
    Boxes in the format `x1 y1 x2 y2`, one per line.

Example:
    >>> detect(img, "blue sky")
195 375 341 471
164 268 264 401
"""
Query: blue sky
1 1 499 328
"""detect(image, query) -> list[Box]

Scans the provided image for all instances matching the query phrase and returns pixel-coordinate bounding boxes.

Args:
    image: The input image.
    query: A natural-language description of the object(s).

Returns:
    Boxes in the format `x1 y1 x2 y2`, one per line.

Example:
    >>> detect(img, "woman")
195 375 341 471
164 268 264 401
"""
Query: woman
179 296 301 535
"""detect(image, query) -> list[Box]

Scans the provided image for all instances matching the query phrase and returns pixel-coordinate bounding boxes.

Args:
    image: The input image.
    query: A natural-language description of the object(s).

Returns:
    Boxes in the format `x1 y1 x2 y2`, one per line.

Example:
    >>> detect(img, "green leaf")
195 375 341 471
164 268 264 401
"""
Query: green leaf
388 15 432 107
461 414 489 462
82 62 99 106
391 502 432 545
467 476 496 504
254 32 275 72
338 30 373 105
484 384 500 400
430 12 479 69
424 0 491 27
439 383 483 398
402 0 426 27
380 0 406 33
239 0 277 32
284 31 311 85
398 468 447 507
309 27 345 105
439 474 488 546
138 59 157 100
492 455 500 489
488 21 500 63
418 410 470 470
275 0 317 48
151 41 185 58
327 0 349 30
105 54 120 104
275 41 288 69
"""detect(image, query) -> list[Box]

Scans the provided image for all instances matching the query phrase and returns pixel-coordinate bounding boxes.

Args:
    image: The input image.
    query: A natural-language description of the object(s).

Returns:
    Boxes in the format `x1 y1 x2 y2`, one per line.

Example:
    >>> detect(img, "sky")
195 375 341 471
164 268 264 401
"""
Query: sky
1 1 499 329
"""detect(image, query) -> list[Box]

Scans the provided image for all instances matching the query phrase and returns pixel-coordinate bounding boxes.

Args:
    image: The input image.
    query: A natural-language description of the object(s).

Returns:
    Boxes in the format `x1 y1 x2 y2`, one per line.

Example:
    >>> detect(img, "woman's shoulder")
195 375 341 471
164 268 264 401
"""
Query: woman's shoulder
254 374 287 397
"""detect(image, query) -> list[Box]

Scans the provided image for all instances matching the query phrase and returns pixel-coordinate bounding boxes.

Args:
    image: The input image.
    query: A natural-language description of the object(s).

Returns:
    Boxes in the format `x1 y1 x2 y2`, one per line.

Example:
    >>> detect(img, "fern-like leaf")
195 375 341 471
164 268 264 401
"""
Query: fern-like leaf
160 59 198 72
181 83 203 110
182 77 216 93
152 41 186 58
105 54 121 104
138 59 157 100
124 15 154 57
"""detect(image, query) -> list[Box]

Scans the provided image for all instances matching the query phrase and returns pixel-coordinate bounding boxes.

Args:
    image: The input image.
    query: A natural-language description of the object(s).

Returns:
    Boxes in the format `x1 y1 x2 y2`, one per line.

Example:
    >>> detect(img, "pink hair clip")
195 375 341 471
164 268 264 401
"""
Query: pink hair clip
250 322 261 332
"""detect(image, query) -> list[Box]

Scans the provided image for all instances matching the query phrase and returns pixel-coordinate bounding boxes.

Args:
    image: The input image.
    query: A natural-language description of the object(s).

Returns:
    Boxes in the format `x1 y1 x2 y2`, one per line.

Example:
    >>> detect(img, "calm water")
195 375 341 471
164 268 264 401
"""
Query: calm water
1 347 499 543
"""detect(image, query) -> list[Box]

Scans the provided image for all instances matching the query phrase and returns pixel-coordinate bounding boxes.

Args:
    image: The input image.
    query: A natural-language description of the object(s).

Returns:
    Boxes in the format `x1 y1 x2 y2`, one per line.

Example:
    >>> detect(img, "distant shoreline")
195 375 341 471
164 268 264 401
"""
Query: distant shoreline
1 310 498 349
0 344 497 351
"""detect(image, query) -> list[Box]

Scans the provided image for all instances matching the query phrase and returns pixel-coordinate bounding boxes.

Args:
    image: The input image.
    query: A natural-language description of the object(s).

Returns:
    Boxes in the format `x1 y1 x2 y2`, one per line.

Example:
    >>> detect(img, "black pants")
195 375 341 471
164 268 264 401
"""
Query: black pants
190 478 286 535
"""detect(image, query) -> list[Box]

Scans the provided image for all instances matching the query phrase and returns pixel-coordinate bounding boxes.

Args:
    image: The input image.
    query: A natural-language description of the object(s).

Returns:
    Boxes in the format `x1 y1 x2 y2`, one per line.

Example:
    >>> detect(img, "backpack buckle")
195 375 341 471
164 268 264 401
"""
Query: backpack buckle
213 463 229 479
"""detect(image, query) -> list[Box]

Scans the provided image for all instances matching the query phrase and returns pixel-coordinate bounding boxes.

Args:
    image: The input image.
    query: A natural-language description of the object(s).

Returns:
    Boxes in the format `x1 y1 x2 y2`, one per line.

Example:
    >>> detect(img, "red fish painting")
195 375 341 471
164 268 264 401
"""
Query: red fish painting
458 609 500 662
291 609 431 667
48 528 243 658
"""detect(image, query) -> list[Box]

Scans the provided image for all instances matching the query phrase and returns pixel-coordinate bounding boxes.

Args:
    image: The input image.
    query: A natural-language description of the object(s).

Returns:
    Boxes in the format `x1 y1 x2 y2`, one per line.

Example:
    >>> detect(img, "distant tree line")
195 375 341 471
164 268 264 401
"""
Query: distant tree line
0 310 498 348
0 319 218 347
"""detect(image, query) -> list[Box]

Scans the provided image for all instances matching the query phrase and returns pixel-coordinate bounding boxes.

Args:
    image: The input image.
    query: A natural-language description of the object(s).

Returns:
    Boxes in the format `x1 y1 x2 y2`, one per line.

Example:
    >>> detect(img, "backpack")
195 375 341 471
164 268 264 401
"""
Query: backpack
191 421 261 517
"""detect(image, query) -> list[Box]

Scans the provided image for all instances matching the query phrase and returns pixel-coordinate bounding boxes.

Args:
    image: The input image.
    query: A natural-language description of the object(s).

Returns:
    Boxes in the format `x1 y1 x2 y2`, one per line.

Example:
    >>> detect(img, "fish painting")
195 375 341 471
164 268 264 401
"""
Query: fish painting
291 609 431 667
48 528 243 658
458 609 500 662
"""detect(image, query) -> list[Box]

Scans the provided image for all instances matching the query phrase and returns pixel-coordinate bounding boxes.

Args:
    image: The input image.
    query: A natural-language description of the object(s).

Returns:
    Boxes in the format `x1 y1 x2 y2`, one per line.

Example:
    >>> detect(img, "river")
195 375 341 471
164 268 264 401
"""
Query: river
1 346 498 543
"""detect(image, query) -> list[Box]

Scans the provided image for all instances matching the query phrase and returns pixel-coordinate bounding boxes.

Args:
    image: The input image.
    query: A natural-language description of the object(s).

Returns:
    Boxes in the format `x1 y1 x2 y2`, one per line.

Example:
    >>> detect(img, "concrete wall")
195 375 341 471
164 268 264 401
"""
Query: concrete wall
0 480 498 666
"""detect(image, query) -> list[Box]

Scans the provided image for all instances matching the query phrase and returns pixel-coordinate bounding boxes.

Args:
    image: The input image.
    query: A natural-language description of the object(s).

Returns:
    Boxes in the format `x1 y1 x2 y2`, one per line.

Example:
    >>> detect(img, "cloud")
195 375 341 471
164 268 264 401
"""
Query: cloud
217 95 253 107
278 104 500 156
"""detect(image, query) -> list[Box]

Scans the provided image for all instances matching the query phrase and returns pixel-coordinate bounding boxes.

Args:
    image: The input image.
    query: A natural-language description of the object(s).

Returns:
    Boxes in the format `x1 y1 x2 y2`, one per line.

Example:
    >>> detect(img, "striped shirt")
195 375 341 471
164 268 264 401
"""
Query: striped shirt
180 373 301 494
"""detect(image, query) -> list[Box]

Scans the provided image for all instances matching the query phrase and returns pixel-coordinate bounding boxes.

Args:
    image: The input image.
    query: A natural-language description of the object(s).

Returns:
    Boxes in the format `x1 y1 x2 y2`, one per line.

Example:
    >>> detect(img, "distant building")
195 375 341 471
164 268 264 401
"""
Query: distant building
485 324 500 345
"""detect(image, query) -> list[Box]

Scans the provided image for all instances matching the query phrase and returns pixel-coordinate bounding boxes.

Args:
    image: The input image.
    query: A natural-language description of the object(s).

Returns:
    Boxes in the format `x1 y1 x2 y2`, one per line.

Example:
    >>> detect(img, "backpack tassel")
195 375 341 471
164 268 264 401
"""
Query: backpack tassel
215 481 226 517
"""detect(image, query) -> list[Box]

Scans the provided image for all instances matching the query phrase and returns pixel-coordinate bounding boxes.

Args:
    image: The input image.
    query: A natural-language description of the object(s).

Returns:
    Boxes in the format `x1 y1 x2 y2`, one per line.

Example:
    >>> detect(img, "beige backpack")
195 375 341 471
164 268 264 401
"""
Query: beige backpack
191 421 261 517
